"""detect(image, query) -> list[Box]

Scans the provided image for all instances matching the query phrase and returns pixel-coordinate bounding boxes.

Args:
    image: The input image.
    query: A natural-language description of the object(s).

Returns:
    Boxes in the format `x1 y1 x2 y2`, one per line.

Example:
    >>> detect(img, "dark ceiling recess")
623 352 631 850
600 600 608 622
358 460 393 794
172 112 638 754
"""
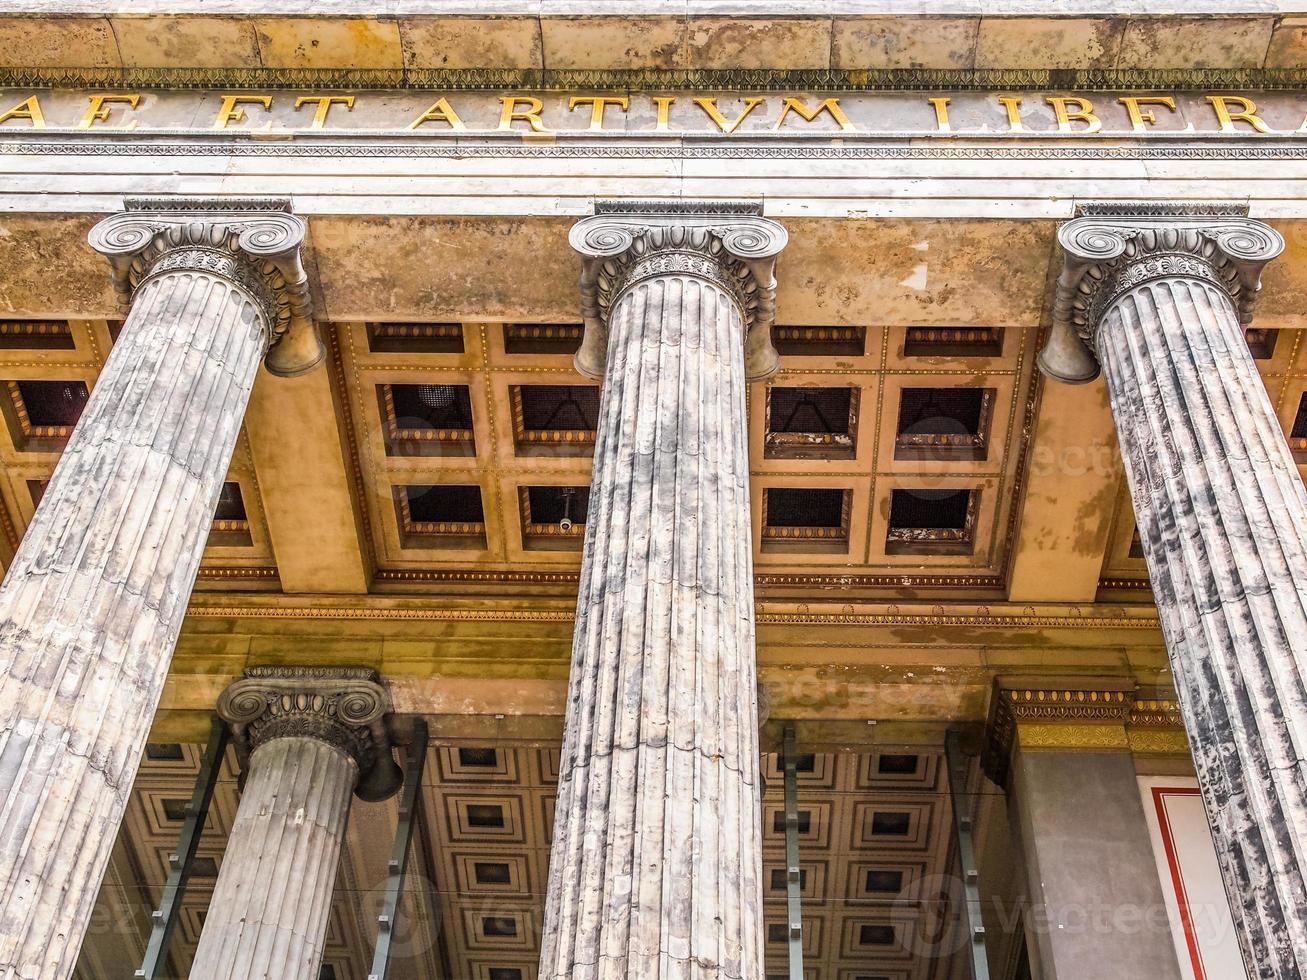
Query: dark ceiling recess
903 326 1004 357
763 487 850 554
886 487 977 555
513 385 600 456
895 387 993 461
366 322 464 354
380 383 475 457
504 323 583 355
766 386 857 459
771 324 866 357
1291 392 1307 462
394 484 487 549
1245 327 1278 360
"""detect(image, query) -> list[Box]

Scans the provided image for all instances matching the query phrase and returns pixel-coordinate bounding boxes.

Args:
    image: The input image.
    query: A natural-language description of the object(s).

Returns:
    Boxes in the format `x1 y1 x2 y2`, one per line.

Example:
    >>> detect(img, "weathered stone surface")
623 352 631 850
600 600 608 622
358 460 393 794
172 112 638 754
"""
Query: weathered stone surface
191 666 397 978
1041 212 1307 978
0 201 315 980
539 205 785 979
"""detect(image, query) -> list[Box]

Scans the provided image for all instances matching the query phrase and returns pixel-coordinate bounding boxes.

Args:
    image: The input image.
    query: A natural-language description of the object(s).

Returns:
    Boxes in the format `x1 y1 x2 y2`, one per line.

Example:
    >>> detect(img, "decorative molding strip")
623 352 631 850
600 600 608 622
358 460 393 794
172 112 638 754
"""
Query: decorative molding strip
7 138 1307 162
181 601 1161 630
982 678 1186 785
4 66 1307 91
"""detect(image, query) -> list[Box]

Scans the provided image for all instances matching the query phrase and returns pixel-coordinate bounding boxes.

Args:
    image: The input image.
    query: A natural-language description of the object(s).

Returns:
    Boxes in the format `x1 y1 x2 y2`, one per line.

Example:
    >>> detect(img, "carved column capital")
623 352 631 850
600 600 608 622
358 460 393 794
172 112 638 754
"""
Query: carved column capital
88 197 323 377
1038 204 1283 384
217 666 402 801
569 200 788 381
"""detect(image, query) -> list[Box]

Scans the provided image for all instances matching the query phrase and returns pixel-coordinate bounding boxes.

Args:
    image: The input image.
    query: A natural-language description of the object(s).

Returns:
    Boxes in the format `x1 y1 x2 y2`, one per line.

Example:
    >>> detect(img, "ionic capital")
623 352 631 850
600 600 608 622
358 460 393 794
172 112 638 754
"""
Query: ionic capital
569 201 788 381
88 197 323 377
217 666 402 801
1038 204 1283 384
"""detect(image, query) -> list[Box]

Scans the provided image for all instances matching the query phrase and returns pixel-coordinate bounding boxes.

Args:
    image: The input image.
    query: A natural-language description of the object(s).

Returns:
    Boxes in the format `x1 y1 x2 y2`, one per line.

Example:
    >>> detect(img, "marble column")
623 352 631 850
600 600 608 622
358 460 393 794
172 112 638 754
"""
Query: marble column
538 203 786 980
191 667 400 979
0 199 323 980
1037 207 1307 977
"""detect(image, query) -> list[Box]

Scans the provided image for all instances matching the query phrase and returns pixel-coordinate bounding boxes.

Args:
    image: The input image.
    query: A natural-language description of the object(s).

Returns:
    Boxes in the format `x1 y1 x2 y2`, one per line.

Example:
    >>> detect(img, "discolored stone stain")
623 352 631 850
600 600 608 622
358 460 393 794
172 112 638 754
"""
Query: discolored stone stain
0 214 117 315
1072 464 1120 555
687 18 831 70
540 16 686 70
777 218 1051 326
310 214 579 321
251 17 404 70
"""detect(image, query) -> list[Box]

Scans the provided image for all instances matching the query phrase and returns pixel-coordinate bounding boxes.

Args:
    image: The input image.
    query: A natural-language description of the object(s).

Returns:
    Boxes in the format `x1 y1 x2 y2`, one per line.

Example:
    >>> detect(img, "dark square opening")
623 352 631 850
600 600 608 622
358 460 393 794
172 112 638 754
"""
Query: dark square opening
488 970 523 980
770 387 853 434
190 856 219 878
475 862 513 885
766 387 857 459
767 923 788 944
1291 393 1307 461
513 385 600 456
466 804 505 829
886 488 977 555
763 488 849 554
161 798 189 821
366 322 464 354
208 482 252 548
766 488 844 528
482 916 518 938
16 380 88 428
895 387 992 460
379 383 475 457
523 486 591 551
789 753 815 773
1246 327 1279 360
858 924 896 946
395 485 486 549
871 811 912 836
458 747 499 768
145 743 184 762
865 869 905 894
772 810 811 834
772 324 866 357
3 380 89 450
504 323 583 355
903 326 1004 358
319 966 337 980
769 868 807 891
877 753 919 775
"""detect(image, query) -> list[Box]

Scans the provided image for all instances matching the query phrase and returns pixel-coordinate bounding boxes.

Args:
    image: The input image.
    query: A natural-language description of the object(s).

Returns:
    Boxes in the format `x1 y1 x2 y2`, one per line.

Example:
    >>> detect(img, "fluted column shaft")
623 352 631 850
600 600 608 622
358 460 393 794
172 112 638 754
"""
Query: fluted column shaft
1045 214 1305 979
191 737 355 979
542 207 785 980
192 666 398 980
0 266 268 979
1102 274 1307 976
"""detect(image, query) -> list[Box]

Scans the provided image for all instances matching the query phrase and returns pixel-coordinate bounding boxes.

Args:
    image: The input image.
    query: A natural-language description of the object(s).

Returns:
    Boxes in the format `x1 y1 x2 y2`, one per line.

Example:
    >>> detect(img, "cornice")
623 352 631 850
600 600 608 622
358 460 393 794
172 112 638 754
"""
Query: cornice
982 678 1188 785
87 198 324 377
1038 208 1284 384
217 665 402 801
6 66 1307 92
570 203 787 381
182 598 1161 630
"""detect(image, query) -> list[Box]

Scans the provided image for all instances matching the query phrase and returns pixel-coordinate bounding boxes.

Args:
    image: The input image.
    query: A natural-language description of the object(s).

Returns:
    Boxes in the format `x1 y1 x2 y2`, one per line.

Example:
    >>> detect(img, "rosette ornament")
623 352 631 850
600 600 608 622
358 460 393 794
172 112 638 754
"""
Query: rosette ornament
570 200 788 380
89 197 324 376
1038 209 1283 383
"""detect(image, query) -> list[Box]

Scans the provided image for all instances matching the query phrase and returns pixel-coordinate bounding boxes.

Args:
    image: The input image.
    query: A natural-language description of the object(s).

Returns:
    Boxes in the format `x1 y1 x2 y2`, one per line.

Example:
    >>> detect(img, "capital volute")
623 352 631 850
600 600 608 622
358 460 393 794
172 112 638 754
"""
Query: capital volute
217 666 402 802
1038 204 1283 385
569 201 788 382
88 197 324 377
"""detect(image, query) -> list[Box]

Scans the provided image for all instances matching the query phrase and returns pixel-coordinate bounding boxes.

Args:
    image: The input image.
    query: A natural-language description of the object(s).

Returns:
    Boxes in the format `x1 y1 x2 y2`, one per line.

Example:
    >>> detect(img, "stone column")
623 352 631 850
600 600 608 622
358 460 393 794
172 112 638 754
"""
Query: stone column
0 199 323 980
191 667 400 980
538 203 786 980
1037 207 1307 977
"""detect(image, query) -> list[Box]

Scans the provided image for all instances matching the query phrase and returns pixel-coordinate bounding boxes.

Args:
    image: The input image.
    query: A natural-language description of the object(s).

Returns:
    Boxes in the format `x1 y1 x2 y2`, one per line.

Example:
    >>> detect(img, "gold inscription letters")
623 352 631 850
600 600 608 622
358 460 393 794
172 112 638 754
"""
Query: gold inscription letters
0 90 1303 137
